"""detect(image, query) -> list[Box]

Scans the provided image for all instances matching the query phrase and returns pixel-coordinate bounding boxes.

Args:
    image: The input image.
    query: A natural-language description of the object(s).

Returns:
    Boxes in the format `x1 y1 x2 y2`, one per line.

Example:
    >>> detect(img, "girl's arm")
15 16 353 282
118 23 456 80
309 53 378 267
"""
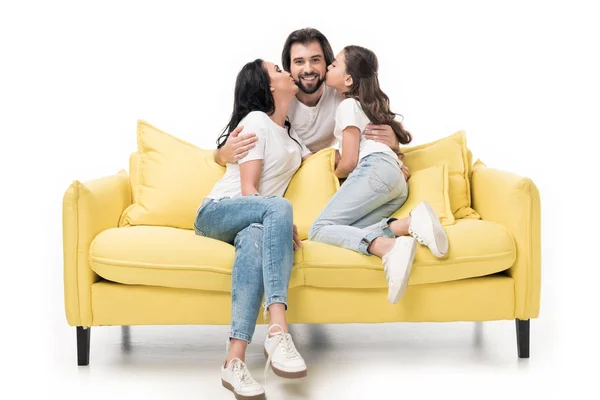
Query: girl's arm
240 160 262 195
334 126 360 179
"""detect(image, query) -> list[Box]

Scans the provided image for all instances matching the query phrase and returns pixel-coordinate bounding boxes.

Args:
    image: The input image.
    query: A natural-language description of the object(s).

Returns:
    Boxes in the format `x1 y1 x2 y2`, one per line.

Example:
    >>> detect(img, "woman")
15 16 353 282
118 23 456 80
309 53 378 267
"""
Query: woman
195 59 312 400
309 45 449 304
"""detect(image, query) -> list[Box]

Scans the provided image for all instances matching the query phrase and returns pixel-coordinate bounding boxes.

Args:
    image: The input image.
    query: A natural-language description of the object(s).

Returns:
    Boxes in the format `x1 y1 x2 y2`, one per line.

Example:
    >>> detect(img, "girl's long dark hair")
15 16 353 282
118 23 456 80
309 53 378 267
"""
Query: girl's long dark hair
342 46 412 155
217 59 300 150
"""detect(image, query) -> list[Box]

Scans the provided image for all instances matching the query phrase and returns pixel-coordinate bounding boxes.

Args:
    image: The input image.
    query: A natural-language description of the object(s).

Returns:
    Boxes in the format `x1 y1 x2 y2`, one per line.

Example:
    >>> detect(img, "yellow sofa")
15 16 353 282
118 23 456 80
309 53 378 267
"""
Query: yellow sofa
62 122 541 366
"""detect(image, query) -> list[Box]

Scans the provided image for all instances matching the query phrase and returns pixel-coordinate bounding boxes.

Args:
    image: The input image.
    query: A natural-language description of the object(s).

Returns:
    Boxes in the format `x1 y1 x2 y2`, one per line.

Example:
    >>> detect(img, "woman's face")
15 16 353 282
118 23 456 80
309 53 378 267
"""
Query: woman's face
325 50 352 93
264 61 298 98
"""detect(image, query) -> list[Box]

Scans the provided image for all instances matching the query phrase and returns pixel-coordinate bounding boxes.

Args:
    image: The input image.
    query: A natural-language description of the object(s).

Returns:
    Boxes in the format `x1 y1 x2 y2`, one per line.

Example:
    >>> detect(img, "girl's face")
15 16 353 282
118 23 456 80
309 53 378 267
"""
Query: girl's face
264 61 298 98
325 50 353 93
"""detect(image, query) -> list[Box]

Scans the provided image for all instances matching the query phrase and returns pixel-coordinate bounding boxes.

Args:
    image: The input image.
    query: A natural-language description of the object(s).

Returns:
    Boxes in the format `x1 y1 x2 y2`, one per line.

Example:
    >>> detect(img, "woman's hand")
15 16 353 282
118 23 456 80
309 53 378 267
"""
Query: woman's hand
219 125 258 164
364 124 400 154
401 165 411 181
293 224 302 251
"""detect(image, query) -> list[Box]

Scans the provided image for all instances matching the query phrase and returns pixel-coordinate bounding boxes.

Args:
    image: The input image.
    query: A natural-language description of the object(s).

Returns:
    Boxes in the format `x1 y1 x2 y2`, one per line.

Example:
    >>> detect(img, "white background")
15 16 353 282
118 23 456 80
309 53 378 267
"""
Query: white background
1 0 599 398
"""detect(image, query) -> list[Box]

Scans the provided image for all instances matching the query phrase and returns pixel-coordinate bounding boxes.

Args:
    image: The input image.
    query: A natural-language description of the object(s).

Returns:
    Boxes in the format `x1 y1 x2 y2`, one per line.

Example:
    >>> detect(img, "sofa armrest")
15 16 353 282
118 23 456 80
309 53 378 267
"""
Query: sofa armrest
62 170 131 327
471 164 541 319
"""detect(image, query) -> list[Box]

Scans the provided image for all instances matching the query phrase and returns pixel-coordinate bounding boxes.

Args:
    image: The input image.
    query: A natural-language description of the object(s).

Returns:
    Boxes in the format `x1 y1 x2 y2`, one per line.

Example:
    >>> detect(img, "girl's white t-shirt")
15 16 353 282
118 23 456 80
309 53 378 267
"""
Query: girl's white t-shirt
206 111 311 200
334 98 400 163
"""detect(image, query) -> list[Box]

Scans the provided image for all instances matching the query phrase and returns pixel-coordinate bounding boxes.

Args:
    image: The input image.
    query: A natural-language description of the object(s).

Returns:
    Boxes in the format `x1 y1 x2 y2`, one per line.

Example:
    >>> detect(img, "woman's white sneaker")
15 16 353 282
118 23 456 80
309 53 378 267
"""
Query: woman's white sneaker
382 236 417 304
221 358 265 400
408 201 449 258
263 324 307 379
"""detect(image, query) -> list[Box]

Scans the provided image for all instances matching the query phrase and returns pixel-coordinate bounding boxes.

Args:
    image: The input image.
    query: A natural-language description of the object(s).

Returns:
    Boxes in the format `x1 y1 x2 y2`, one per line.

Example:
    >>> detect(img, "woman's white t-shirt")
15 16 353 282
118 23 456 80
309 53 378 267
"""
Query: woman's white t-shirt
206 111 311 200
334 98 400 163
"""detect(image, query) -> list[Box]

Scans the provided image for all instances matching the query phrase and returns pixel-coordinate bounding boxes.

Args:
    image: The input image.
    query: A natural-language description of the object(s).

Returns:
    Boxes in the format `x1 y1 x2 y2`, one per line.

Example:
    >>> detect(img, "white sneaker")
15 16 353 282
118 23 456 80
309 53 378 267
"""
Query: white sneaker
264 324 307 379
382 236 417 304
408 201 449 258
221 358 265 400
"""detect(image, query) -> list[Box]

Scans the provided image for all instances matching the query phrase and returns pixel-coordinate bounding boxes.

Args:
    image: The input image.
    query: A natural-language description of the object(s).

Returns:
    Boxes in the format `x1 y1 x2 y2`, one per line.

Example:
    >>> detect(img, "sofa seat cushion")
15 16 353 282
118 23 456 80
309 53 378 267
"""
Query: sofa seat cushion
296 219 516 288
89 226 305 292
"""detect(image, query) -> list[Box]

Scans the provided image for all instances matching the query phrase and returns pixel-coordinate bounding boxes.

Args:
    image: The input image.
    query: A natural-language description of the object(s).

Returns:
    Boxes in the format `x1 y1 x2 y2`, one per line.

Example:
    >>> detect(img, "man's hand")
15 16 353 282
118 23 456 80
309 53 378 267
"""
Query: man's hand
364 124 400 154
401 165 410 181
218 125 258 164
293 224 302 251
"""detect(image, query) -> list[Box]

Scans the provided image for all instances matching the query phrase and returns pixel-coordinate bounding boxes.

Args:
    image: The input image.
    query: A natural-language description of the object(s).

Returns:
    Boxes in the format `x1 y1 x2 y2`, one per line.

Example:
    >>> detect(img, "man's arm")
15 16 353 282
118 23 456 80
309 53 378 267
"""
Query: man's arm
364 124 400 154
363 124 410 179
213 125 258 167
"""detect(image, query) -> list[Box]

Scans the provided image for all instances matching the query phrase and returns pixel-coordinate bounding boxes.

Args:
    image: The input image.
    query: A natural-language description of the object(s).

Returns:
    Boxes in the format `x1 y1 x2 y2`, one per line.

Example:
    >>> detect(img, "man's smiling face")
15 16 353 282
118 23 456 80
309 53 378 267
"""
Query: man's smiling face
289 41 327 95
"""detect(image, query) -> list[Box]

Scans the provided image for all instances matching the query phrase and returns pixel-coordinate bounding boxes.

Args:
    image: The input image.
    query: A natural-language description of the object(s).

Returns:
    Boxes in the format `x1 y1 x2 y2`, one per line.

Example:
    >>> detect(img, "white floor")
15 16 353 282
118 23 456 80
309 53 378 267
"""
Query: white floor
7 228 593 400
9 268 583 400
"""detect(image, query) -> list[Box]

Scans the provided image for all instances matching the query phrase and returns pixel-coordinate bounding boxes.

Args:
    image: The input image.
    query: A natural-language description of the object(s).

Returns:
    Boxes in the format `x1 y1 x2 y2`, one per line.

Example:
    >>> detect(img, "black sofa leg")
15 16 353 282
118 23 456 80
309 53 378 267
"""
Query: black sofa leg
515 319 530 358
77 327 91 366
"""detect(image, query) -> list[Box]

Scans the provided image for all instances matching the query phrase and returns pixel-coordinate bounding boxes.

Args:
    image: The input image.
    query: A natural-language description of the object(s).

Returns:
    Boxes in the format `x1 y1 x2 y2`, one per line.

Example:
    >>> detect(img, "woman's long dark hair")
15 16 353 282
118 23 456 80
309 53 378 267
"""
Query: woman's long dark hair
342 46 412 155
217 59 300 150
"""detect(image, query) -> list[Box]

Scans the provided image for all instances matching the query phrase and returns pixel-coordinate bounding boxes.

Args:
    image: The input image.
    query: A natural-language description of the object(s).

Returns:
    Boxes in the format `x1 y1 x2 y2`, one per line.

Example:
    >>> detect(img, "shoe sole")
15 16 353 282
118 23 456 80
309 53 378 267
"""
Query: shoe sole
419 201 449 258
221 379 266 400
388 238 417 304
263 348 308 378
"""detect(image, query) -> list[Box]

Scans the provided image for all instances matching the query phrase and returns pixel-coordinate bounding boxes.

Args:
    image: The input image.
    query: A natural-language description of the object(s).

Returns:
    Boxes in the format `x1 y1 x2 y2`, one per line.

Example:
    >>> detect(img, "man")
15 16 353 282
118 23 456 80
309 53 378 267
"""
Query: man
214 28 410 180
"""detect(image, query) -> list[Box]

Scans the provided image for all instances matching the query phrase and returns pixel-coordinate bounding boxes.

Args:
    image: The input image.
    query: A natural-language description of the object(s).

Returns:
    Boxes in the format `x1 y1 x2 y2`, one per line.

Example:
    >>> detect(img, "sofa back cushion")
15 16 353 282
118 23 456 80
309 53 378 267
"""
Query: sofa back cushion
283 147 339 240
121 120 339 235
401 131 479 220
391 164 454 226
120 120 226 230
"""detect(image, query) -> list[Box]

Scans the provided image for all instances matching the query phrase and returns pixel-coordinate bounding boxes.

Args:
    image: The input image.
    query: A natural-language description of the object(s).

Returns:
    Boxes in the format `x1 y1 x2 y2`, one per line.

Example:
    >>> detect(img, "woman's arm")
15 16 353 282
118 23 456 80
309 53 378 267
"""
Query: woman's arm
334 126 360 179
239 159 262 195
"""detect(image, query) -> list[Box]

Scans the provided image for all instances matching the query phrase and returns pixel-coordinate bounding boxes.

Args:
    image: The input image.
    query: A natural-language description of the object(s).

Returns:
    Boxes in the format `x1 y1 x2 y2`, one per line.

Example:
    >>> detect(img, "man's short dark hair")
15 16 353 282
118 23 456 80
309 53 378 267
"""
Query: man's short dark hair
281 28 335 72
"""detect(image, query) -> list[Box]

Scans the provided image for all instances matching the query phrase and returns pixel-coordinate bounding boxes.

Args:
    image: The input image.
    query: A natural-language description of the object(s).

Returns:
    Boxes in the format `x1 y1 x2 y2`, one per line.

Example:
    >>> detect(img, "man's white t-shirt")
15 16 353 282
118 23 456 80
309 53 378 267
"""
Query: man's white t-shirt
334 98 400 163
287 85 342 153
206 111 311 200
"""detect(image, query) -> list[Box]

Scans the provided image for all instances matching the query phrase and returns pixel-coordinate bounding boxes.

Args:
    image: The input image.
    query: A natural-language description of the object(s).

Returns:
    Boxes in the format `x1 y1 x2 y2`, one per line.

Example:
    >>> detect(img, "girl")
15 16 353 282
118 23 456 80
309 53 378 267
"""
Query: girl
195 59 311 400
309 45 449 304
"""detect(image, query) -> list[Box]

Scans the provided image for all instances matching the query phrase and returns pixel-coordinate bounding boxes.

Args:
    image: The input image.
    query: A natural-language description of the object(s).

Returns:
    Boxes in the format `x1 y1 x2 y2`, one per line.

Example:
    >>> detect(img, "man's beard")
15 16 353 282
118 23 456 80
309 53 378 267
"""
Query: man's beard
295 73 325 94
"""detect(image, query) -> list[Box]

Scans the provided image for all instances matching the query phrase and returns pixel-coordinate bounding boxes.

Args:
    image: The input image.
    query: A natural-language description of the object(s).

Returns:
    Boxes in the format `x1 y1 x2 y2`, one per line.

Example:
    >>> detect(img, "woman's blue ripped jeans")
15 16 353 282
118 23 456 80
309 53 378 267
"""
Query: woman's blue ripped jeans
194 195 294 343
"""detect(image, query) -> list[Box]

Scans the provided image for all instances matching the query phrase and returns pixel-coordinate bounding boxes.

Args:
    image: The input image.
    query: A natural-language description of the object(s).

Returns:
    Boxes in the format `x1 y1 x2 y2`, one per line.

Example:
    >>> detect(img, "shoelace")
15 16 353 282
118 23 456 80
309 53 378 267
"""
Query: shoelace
231 359 256 387
264 326 301 383
408 227 424 244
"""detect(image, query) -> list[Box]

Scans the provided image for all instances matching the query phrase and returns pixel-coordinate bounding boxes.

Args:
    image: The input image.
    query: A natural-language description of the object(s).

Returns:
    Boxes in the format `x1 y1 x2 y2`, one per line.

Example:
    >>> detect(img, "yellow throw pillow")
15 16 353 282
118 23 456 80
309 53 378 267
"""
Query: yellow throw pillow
121 120 340 234
120 120 226 229
401 131 480 220
391 164 455 226
284 148 339 240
